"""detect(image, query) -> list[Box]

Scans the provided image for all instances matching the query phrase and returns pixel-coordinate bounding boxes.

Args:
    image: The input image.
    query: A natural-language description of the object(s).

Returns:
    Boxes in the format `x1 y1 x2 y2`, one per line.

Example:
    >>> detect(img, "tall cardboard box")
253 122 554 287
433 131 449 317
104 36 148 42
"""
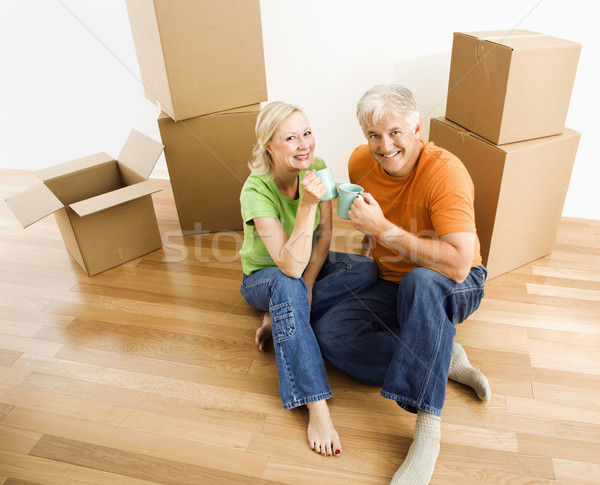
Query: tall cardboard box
157 105 260 234
125 0 267 121
5 130 165 276
446 30 580 145
429 117 580 279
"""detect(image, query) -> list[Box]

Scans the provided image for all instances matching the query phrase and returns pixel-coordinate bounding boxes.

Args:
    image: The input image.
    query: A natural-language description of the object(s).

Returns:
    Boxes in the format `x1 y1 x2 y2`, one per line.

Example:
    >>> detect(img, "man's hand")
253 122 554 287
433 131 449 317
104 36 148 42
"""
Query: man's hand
348 192 389 237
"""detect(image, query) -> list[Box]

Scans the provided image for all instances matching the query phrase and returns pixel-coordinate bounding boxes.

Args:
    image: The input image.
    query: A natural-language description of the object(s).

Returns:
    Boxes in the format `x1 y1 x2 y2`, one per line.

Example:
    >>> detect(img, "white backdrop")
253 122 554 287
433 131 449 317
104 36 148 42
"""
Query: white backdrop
1 0 597 219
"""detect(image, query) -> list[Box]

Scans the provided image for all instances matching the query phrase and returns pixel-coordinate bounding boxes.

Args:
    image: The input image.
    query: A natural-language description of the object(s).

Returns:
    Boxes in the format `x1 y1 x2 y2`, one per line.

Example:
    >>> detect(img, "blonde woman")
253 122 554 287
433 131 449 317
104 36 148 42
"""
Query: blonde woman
239 101 377 456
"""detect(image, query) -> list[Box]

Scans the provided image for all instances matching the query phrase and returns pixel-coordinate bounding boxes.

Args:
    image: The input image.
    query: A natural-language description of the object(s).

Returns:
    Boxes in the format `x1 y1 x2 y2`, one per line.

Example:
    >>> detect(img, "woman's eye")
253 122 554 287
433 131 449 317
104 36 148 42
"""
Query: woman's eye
304 130 312 136
286 136 295 141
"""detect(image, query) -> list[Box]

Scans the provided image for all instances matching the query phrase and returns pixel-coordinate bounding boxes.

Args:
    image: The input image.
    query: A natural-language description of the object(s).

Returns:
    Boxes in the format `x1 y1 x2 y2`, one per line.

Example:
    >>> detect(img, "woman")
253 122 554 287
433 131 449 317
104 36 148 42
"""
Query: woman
239 101 377 457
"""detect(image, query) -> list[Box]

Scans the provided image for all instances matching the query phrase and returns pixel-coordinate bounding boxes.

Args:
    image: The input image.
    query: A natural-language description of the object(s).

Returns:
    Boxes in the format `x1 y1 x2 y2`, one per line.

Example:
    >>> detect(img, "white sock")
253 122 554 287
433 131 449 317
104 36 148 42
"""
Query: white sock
448 342 491 401
391 411 441 485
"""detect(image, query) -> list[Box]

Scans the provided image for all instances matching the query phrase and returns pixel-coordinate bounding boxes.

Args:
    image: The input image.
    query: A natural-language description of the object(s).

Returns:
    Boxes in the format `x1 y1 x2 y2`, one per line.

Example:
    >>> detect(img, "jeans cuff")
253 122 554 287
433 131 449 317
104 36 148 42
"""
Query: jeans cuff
380 391 443 417
282 391 333 410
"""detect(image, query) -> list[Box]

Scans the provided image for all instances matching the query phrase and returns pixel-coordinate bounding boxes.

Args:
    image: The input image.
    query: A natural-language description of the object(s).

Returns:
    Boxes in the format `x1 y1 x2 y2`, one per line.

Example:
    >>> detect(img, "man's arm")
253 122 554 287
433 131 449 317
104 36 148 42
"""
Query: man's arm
349 192 474 283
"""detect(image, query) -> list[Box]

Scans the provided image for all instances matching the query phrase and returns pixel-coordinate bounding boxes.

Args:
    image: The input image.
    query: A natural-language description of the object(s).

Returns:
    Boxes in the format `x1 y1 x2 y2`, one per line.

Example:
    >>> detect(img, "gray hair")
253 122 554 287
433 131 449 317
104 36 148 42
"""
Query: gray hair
356 84 420 134
248 101 306 176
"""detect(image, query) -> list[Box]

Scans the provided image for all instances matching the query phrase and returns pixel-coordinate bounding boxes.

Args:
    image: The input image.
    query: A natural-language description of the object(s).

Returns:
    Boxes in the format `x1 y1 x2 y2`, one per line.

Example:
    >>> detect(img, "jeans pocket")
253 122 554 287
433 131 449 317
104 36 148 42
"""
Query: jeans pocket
270 301 296 343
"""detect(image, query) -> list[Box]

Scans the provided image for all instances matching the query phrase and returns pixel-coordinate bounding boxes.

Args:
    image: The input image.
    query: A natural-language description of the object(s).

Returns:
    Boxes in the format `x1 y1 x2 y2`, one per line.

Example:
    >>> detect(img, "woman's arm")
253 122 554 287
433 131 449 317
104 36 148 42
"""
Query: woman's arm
301 200 332 302
254 171 325 279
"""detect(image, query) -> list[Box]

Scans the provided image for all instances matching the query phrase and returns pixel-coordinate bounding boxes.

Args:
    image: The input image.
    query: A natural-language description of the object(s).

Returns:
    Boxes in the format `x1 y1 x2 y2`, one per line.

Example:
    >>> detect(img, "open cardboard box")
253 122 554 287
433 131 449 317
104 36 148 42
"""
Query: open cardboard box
429 117 581 279
125 0 267 121
446 30 581 145
5 129 165 276
157 104 260 234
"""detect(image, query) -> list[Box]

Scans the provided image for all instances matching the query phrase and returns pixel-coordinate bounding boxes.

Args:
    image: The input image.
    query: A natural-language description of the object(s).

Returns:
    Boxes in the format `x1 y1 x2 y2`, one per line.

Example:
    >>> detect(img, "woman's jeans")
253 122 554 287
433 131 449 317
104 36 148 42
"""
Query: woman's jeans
313 265 487 416
240 251 378 410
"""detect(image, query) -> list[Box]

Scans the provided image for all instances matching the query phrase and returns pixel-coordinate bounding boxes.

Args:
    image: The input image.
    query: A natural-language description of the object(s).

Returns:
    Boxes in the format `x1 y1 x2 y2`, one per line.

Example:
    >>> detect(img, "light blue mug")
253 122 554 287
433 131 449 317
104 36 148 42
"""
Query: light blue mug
337 183 363 219
315 168 338 202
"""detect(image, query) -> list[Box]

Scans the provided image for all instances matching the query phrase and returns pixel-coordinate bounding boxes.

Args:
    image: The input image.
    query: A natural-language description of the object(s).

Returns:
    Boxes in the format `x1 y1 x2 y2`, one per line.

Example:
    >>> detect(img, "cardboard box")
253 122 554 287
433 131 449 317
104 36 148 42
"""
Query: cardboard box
125 0 267 121
5 130 165 276
445 30 581 145
429 117 580 279
157 105 260 234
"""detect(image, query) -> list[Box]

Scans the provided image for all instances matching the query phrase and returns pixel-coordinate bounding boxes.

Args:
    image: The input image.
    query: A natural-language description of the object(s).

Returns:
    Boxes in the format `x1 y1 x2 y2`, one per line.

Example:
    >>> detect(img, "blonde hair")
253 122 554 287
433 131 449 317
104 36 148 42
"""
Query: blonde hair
356 84 420 135
248 101 305 176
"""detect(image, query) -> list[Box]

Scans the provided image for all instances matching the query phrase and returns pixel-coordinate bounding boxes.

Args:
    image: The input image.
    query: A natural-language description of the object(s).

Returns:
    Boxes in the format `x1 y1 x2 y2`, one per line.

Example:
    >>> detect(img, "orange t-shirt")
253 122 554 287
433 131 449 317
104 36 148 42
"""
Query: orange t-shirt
348 139 482 283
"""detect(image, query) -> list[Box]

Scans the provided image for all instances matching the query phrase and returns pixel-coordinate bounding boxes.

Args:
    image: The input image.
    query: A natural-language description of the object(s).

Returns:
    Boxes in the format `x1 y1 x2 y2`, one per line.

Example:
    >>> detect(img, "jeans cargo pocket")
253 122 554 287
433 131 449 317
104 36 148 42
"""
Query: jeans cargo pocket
270 301 296 343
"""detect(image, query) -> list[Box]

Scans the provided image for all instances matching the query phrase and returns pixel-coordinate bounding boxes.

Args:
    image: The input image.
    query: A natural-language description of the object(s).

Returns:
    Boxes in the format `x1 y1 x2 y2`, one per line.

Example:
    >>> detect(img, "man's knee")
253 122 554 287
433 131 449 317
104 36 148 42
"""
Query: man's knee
401 266 446 292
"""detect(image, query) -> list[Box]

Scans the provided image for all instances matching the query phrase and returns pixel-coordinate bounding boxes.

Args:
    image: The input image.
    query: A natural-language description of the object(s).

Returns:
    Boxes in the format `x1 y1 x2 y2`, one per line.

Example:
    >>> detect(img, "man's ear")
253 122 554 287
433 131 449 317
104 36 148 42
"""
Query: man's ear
414 119 423 138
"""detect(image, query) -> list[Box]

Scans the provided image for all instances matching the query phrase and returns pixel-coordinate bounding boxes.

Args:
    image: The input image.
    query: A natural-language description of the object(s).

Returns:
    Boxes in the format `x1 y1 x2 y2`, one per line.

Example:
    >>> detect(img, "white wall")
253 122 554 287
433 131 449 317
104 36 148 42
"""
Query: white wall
1 0 597 220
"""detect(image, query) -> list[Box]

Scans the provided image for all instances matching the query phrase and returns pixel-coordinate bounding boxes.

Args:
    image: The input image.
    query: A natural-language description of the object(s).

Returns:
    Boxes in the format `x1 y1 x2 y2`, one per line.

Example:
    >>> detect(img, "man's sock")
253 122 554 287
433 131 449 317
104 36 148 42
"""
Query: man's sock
390 411 441 485
448 342 491 401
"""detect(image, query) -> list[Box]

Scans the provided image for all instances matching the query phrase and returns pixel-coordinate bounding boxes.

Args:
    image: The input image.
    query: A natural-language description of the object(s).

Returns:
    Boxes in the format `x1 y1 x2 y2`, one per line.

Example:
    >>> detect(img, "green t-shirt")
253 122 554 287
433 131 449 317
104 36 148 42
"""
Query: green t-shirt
239 157 327 275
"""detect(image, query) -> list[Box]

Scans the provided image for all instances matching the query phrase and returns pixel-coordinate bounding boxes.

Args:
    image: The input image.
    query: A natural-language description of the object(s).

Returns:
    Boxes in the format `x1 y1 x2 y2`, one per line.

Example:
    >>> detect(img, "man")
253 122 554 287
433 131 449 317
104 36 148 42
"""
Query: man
313 84 490 485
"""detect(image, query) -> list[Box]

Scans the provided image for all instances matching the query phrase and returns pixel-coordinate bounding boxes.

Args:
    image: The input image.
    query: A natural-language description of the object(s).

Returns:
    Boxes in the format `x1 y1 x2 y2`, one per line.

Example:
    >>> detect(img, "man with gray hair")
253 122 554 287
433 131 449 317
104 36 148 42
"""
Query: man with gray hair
314 84 490 484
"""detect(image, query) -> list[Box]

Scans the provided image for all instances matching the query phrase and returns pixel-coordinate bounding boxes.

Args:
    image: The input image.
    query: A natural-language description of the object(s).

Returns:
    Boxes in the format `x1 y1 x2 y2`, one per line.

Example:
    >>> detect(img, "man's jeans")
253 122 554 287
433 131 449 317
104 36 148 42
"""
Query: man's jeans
313 265 487 416
240 251 378 409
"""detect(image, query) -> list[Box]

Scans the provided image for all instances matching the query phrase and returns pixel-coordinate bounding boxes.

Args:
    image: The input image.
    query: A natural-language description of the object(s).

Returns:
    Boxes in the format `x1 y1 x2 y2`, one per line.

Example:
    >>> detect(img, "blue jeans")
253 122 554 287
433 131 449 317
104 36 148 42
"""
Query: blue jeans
313 265 487 416
240 251 378 410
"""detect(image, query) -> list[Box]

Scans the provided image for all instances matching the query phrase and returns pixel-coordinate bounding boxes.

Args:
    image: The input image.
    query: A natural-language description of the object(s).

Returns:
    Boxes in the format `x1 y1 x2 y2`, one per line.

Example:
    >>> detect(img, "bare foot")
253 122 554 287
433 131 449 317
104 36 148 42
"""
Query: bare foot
306 399 342 457
255 312 272 352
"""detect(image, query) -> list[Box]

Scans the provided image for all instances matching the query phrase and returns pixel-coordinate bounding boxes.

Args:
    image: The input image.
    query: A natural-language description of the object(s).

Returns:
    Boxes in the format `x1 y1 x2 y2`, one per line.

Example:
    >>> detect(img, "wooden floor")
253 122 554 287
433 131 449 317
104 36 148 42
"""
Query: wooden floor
0 169 599 484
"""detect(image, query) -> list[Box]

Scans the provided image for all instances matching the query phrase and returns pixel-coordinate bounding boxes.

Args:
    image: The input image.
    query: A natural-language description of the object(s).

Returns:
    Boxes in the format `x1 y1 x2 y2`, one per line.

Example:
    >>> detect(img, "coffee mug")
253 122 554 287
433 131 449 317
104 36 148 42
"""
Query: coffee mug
337 183 363 219
315 168 338 202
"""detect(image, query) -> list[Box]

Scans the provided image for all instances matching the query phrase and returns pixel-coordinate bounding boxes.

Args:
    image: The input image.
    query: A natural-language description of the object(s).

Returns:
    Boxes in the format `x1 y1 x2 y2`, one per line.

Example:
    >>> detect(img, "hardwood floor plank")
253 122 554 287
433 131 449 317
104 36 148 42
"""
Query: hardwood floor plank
505 395 600 425
0 386 132 427
0 425 42 454
35 317 204 362
553 458 600 484
54 345 177 378
19 372 149 409
60 465 166 485
0 449 73 484
99 427 268 480
430 462 553 484
517 433 600 465
11 354 170 392
1 405 112 446
261 457 385 484
526 282 600 302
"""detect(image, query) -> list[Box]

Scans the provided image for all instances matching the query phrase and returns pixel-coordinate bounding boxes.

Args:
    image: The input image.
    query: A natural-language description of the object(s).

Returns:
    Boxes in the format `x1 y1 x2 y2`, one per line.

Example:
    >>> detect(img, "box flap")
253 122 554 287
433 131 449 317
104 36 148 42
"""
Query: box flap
462 30 580 51
69 180 161 217
430 117 506 151
5 183 65 228
37 152 115 182
117 129 164 184
212 104 262 115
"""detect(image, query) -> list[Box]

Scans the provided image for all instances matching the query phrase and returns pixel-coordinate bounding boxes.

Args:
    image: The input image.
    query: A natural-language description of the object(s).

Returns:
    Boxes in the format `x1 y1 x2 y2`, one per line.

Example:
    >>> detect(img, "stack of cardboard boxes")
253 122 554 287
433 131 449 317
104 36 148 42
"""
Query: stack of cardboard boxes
125 0 268 234
429 30 581 279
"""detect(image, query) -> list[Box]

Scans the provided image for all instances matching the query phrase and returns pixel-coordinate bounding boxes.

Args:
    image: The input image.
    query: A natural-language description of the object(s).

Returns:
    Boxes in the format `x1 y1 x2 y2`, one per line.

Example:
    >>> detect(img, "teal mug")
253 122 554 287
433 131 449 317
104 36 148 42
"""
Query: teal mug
315 168 338 202
337 183 363 219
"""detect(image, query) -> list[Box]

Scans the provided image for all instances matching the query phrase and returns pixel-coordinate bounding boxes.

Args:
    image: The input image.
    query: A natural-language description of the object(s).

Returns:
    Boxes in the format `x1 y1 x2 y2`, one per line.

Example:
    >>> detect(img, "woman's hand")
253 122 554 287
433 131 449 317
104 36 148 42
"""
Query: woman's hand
300 170 326 205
